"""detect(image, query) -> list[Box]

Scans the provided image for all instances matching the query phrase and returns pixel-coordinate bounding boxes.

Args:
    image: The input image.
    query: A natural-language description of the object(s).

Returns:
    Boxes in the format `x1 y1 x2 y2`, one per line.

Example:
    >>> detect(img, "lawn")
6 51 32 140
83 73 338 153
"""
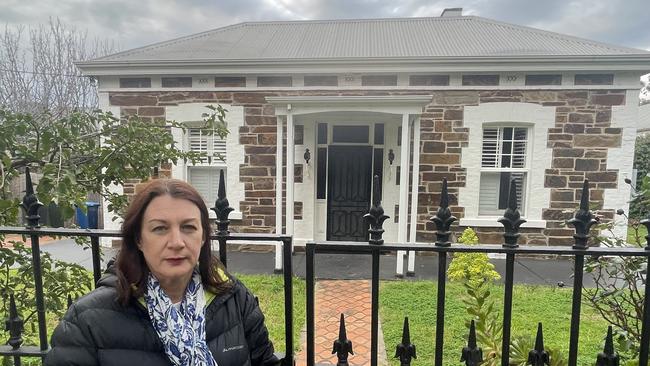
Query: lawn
628 223 649 245
380 280 609 366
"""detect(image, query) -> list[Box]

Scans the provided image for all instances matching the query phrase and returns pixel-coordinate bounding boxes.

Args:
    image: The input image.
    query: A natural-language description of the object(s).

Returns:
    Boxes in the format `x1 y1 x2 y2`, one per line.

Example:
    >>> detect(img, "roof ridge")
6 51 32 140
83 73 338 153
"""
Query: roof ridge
470 16 649 54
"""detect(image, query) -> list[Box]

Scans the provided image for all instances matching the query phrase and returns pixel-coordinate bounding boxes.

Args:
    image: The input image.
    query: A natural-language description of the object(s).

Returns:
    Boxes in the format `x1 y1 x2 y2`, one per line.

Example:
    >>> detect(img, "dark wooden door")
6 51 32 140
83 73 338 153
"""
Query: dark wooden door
327 145 373 241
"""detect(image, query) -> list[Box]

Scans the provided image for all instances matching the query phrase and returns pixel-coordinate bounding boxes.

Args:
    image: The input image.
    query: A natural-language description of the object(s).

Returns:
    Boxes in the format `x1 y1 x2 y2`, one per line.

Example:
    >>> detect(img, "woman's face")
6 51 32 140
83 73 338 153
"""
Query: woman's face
139 194 204 288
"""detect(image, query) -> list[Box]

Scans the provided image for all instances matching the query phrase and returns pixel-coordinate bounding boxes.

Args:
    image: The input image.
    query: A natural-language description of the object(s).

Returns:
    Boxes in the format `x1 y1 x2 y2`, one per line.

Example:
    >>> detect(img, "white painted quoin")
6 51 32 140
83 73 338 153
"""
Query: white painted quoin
79 9 650 274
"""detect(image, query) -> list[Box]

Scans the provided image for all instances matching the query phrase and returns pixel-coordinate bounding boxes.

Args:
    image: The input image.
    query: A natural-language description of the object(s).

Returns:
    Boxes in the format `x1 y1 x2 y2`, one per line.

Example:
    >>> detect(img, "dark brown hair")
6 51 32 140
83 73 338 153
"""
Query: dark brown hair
115 179 231 305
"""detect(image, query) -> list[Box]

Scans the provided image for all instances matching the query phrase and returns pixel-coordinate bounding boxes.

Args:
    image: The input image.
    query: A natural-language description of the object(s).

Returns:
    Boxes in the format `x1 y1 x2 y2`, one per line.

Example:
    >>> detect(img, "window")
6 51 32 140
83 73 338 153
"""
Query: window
162 77 192 87
215 77 246 87
525 74 561 86
304 75 338 86
361 75 397 86
257 76 292 87
462 74 499 86
409 75 450 86
479 126 528 215
119 78 151 88
186 128 227 206
574 74 614 85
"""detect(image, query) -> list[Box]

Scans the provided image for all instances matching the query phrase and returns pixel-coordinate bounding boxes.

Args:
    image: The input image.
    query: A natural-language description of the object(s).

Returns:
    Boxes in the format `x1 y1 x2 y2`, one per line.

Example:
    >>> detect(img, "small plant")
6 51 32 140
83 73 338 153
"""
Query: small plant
449 228 567 366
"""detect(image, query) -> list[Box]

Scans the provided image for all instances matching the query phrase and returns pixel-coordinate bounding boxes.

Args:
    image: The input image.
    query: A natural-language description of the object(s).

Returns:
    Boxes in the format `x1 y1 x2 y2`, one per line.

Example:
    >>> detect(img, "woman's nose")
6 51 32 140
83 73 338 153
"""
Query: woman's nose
168 227 185 248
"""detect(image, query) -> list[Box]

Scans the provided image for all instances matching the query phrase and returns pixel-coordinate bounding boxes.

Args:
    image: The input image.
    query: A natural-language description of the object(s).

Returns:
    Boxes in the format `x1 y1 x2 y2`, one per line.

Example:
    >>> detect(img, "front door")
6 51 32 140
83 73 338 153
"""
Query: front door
327 145 373 241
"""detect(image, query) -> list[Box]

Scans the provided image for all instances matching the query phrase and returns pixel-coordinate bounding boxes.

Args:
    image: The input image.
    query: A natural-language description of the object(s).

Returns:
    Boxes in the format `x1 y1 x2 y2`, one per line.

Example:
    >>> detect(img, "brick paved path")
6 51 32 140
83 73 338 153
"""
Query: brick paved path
295 280 388 366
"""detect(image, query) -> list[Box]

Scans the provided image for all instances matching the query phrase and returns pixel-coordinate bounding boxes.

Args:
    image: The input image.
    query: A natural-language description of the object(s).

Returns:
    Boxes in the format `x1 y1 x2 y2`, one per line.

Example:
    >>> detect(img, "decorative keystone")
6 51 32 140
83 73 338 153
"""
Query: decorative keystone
595 326 619 366
20 167 43 228
527 323 550 366
461 320 483 366
394 317 416 365
498 179 526 248
364 175 389 245
430 178 457 247
211 170 234 236
5 294 24 350
640 214 650 250
332 314 353 366
567 180 598 249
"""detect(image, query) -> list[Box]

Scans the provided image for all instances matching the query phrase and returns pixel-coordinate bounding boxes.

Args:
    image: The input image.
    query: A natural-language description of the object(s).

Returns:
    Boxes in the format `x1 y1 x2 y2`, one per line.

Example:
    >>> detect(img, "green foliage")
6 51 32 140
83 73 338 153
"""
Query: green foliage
0 239 92 346
586 220 647 361
629 135 650 219
0 105 228 224
448 228 501 287
447 228 566 366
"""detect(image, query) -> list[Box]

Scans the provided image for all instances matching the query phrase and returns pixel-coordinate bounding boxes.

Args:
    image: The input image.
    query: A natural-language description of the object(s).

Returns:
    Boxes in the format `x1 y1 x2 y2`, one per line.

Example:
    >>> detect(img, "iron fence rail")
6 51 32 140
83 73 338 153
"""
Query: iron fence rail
0 170 295 366
2 167 650 366
305 176 650 366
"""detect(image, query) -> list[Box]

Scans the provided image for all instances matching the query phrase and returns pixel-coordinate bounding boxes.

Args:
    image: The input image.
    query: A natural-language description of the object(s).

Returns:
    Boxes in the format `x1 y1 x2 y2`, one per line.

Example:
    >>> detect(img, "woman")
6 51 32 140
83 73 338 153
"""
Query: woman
45 179 279 366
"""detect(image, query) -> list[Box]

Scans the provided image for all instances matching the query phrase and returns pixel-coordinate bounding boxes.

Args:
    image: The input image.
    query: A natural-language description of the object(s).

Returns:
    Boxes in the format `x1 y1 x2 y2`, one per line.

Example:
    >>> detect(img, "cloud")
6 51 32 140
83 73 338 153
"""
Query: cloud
1 0 648 52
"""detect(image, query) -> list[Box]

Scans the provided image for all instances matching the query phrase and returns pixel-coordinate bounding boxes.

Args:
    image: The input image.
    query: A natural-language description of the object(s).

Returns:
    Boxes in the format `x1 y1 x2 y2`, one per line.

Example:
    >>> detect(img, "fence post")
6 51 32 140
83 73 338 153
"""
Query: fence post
363 175 388 366
566 180 597 366
431 178 456 366
332 314 353 366
364 175 389 245
461 320 483 366
498 179 526 366
527 323 549 366
595 326 619 366
394 317 416 366
637 215 650 366
211 170 233 267
20 167 48 353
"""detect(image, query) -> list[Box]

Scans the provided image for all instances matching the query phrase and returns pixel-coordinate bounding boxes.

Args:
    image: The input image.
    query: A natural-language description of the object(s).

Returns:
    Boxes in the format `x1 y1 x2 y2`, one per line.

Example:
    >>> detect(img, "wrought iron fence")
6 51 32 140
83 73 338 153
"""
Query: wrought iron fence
306 177 650 366
2 168 650 366
0 169 295 365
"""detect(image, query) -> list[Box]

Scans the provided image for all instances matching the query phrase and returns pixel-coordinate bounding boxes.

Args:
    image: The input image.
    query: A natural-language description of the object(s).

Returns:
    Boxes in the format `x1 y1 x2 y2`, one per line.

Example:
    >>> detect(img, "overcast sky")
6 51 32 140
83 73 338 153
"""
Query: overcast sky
1 0 649 54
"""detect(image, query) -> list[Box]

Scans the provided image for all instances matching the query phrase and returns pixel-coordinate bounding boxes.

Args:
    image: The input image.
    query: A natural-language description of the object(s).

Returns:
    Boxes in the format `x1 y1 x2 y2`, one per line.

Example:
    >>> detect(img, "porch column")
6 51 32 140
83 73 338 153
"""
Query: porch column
396 113 411 276
286 108 295 237
275 115 284 271
407 116 421 276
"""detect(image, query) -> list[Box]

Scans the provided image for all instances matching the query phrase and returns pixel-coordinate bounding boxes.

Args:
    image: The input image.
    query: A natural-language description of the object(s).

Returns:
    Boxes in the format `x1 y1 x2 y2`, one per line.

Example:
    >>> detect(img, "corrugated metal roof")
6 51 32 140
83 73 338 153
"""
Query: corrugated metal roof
91 16 649 63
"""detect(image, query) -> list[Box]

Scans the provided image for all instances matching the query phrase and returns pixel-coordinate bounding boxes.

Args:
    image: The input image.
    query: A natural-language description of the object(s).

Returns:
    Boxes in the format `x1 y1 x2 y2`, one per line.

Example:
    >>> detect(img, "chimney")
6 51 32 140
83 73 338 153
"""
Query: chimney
440 8 463 17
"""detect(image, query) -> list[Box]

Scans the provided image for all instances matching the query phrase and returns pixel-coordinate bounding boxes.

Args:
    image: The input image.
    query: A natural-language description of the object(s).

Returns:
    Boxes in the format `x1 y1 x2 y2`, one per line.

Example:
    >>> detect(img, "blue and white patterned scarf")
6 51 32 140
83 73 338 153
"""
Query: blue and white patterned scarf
145 270 217 366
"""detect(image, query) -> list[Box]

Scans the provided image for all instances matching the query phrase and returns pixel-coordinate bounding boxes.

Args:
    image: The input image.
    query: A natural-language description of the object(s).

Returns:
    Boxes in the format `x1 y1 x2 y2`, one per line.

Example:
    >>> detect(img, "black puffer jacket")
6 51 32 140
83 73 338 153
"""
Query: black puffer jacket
44 270 279 366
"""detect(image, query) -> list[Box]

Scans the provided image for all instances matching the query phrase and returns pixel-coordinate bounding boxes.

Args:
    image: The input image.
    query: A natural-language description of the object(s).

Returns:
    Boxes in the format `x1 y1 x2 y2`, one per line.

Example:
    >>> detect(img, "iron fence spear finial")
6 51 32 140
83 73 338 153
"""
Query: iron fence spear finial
21 167 43 228
5 294 24 350
332 313 353 365
461 320 483 366
211 170 233 236
498 179 526 248
596 326 620 366
567 180 598 249
527 323 549 366
395 317 416 365
430 178 456 247
364 175 389 245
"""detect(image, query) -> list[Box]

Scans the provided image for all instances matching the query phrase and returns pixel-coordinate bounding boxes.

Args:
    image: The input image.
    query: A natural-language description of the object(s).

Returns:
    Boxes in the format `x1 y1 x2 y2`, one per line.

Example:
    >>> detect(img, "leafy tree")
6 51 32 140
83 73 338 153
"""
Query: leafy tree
0 106 228 225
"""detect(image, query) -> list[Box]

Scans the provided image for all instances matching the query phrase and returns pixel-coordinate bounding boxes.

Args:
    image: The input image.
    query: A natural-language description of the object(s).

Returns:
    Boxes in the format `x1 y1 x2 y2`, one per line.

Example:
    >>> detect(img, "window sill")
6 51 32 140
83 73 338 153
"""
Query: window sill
459 217 546 229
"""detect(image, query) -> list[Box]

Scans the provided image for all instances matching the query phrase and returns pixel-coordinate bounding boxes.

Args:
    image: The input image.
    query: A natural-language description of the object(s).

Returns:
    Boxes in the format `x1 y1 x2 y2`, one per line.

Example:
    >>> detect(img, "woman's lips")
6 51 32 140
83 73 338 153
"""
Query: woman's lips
165 258 185 265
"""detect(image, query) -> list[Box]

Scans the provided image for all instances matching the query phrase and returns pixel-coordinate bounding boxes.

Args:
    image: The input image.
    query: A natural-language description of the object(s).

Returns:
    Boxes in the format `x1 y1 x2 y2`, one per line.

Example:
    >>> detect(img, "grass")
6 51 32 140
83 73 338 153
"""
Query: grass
627 224 648 244
380 280 609 366
235 273 306 354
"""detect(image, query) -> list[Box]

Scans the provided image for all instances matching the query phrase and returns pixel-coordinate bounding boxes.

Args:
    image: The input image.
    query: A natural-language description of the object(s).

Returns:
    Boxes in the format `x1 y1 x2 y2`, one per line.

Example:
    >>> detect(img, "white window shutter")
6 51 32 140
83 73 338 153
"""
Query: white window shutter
479 172 500 215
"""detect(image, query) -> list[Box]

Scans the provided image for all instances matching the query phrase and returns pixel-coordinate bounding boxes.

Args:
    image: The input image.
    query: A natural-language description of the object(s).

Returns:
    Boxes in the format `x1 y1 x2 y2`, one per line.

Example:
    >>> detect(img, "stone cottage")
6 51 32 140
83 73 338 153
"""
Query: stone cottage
77 8 650 275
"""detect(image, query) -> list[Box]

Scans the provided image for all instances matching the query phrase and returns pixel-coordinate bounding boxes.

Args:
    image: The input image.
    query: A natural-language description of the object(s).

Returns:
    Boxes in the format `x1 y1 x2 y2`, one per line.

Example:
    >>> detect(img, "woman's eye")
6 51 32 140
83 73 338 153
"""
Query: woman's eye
182 225 198 232
152 226 167 232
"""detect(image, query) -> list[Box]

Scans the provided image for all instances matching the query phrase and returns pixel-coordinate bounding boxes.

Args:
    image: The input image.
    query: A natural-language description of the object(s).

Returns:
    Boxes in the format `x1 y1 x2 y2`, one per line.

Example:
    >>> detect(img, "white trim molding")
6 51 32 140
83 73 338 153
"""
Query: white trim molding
459 102 554 228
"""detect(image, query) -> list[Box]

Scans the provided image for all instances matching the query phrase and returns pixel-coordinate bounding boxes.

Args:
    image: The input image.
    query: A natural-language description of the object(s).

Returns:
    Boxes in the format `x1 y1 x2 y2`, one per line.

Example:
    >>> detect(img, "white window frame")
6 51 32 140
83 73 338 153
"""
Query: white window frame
478 125 530 216
185 124 228 210
166 103 245 220
459 102 554 228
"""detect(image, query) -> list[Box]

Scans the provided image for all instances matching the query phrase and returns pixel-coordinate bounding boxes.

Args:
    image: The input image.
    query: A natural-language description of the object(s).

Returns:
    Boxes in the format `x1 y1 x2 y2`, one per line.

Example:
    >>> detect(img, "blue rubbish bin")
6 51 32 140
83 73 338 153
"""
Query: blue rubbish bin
76 201 100 229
